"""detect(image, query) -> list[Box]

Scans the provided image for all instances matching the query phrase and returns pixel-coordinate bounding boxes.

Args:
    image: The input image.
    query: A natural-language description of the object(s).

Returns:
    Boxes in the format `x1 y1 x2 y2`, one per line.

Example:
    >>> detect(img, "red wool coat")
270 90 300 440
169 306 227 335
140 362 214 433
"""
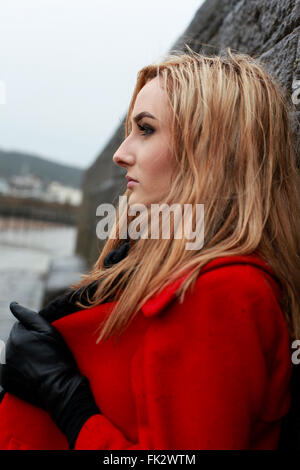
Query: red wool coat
0 253 292 450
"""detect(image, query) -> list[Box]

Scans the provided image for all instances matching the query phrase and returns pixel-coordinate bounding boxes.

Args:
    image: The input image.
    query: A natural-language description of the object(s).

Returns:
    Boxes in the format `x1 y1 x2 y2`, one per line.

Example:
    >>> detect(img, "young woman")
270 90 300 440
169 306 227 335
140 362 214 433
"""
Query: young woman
0 46 300 450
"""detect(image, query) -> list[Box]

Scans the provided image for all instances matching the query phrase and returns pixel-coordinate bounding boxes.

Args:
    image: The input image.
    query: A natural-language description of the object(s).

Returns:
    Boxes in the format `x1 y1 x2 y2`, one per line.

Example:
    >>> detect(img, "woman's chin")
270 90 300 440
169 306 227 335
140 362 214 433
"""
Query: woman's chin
127 192 144 207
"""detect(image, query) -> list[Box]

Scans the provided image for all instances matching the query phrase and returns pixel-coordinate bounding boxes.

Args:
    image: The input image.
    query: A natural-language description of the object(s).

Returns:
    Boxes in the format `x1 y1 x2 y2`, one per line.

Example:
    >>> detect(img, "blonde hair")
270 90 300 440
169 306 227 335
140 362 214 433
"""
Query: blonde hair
71 46 300 343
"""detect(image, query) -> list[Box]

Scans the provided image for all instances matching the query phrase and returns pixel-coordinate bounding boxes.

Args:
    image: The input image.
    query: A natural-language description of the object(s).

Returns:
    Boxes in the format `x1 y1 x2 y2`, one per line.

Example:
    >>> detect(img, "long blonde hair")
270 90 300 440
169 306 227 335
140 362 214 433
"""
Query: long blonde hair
70 46 300 343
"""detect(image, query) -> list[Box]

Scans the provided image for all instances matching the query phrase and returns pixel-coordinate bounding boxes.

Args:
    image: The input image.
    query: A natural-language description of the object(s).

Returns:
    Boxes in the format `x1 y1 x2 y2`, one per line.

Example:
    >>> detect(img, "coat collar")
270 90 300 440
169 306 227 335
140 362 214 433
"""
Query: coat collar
40 251 281 322
140 252 282 317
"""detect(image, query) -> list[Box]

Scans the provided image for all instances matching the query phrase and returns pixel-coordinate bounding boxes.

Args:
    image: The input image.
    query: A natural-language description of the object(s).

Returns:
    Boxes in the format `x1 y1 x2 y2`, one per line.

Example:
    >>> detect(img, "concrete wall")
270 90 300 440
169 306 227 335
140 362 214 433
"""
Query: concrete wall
76 0 300 267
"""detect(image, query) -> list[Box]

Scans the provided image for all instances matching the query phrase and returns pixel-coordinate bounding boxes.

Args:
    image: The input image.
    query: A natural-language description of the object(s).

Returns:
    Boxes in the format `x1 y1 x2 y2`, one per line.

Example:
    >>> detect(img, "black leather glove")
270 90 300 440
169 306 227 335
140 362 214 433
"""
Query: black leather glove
0 302 100 447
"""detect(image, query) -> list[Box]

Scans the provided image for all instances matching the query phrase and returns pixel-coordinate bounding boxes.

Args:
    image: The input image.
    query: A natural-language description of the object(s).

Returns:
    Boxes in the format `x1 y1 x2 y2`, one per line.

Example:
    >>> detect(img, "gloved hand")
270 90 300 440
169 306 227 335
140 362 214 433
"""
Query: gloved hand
0 302 90 425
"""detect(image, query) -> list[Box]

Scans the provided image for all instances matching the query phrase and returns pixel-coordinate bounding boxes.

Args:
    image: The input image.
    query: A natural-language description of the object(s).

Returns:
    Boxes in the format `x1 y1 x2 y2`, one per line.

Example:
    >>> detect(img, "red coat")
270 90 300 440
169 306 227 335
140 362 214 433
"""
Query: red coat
0 253 292 450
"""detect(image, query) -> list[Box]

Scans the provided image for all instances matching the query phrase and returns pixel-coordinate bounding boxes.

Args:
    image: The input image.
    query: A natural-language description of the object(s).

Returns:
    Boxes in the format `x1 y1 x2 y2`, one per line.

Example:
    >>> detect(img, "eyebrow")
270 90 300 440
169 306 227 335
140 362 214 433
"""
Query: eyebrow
132 111 158 123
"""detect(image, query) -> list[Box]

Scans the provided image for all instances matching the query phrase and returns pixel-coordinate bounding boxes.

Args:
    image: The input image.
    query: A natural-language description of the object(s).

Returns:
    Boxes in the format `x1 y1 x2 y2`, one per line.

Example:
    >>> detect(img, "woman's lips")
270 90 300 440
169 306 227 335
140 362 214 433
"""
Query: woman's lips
126 176 139 188
127 180 139 188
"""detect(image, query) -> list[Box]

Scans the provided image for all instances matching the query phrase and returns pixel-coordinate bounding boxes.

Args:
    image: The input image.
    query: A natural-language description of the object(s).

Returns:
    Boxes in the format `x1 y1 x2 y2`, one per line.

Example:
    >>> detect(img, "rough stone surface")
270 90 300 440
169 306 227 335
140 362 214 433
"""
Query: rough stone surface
76 0 300 267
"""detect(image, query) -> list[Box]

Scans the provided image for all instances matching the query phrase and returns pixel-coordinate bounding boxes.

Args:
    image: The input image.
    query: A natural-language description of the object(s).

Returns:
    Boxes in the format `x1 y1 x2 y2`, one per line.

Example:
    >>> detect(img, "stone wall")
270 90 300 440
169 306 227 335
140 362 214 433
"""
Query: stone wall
76 0 300 267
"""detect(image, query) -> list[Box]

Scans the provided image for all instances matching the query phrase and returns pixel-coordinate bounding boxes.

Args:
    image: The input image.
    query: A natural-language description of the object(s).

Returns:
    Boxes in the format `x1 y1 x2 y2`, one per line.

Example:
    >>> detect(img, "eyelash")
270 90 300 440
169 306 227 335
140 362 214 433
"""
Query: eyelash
137 123 154 137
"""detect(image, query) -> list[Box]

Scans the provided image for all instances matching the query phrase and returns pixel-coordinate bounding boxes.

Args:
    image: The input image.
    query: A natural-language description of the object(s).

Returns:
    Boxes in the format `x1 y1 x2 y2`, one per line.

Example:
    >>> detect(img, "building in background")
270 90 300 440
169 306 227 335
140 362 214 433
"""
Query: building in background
45 181 82 206
8 174 44 199
0 173 82 206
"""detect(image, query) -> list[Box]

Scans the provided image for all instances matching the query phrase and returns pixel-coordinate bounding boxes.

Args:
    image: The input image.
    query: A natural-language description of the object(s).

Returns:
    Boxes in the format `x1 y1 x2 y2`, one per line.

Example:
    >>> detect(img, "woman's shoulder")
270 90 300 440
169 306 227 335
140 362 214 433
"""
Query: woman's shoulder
197 251 277 281
194 252 281 300
141 252 281 318
191 252 282 314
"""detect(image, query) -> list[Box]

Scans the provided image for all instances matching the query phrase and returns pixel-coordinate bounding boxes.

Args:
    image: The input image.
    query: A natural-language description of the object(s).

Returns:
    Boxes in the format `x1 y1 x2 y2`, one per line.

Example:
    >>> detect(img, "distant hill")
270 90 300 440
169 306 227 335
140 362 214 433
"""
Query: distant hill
0 149 84 189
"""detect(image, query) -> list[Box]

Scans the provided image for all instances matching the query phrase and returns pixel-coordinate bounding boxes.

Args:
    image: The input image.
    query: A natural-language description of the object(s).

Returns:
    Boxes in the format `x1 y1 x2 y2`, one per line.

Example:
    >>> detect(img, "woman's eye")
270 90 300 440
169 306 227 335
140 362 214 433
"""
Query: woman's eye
137 123 154 136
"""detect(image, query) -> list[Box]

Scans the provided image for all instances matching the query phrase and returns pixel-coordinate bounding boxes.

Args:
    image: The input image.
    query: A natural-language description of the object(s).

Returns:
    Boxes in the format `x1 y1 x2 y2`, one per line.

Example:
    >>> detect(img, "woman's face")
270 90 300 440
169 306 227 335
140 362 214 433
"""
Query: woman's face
113 76 176 207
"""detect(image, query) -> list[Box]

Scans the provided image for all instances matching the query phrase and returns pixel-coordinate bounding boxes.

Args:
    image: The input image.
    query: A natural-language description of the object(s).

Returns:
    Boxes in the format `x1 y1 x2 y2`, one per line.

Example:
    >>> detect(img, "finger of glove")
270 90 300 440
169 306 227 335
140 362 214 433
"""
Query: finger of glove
8 309 78 368
10 302 54 335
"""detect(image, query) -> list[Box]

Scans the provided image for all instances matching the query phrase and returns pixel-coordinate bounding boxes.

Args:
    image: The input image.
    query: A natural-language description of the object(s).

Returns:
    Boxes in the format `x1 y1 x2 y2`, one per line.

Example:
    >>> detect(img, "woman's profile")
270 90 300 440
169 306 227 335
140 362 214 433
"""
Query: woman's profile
0 45 300 450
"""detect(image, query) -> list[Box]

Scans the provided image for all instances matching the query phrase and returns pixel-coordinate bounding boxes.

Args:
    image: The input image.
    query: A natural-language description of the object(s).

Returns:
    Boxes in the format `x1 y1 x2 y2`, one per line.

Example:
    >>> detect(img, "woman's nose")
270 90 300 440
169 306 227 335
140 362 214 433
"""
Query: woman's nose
113 142 135 168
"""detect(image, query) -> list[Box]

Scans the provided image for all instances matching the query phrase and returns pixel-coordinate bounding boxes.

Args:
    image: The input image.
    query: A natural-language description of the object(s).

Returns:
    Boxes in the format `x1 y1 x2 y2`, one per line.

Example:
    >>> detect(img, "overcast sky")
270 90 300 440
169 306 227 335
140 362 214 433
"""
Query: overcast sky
0 0 204 170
